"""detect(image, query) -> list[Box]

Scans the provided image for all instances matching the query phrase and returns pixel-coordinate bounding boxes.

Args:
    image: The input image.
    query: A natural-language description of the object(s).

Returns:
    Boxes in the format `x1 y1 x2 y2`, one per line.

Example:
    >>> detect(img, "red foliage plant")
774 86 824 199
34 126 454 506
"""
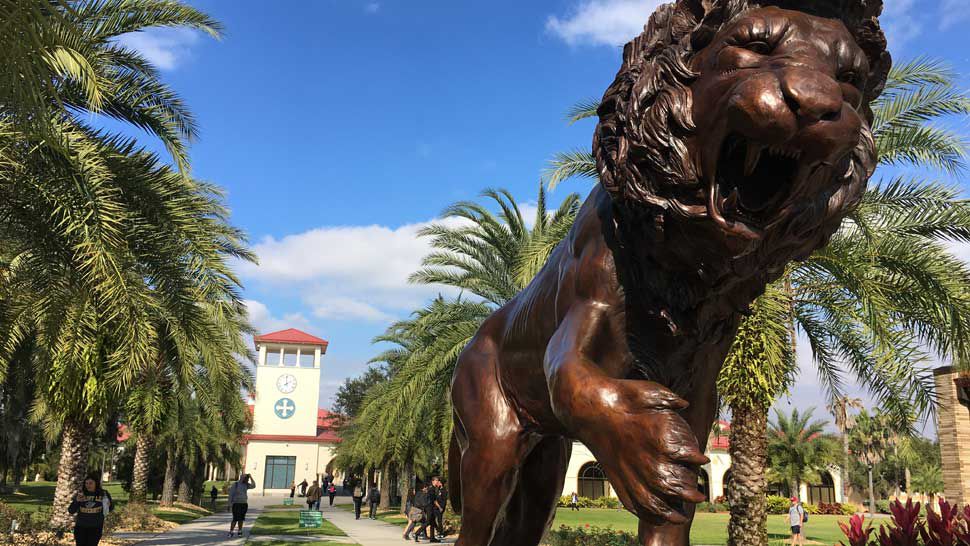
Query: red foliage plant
840 514 875 546
920 498 970 546
878 499 923 546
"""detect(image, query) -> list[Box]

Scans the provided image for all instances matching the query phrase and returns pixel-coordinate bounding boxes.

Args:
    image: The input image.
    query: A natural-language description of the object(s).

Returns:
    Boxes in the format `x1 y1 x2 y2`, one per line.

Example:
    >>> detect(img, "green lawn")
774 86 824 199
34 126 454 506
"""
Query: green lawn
335 503 408 526
0 480 219 526
250 509 348 537
249 540 356 546
552 509 851 545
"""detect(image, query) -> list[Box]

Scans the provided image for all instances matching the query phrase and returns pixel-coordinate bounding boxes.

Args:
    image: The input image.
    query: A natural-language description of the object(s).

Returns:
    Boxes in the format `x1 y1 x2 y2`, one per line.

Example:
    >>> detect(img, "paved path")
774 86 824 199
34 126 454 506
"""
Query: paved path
113 495 454 546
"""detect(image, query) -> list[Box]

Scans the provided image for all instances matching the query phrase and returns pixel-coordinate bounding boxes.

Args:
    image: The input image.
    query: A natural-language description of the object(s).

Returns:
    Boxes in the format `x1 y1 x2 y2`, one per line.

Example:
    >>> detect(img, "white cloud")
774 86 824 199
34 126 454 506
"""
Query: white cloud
310 296 394 323
243 299 314 334
546 0 664 47
114 28 201 71
365 2 380 14
239 219 465 323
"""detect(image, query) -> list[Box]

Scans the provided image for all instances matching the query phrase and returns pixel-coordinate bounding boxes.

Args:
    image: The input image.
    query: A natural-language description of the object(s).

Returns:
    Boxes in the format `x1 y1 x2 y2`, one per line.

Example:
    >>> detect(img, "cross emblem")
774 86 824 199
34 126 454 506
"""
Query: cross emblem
274 398 296 419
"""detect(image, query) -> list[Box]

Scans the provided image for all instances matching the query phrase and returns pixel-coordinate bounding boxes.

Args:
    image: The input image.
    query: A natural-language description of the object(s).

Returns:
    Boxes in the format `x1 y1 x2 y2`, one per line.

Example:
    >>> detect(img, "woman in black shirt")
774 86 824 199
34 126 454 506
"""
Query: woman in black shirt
68 472 113 546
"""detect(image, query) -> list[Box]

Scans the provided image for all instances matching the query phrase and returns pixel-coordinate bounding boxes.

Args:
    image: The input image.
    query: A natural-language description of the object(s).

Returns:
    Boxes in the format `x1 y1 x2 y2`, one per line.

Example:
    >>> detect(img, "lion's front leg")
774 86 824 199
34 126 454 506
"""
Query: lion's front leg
544 303 707 542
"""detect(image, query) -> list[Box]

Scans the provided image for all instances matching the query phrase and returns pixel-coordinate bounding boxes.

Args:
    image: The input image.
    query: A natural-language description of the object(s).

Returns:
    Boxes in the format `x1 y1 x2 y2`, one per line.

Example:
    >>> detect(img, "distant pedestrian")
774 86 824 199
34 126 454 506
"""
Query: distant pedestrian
352 482 365 520
403 483 430 542
327 482 337 506
290 481 296 498
569 492 580 511
227 473 256 538
368 484 380 519
789 497 805 546
68 472 113 546
306 480 322 511
210 485 218 508
298 479 308 497
432 477 448 536
424 476 442 542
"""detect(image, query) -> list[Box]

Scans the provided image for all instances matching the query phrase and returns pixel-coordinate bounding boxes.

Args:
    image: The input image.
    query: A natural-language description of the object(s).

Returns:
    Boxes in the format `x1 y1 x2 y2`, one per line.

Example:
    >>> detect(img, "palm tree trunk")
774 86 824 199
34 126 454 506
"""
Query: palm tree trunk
379 463 392 510
50 420 93 530
130 434 153 503
867 466 876 514
401 461 414 515
160 451 177 506
841 433 851 500
904 466 911 494
177 466 192 504
726 401 768 546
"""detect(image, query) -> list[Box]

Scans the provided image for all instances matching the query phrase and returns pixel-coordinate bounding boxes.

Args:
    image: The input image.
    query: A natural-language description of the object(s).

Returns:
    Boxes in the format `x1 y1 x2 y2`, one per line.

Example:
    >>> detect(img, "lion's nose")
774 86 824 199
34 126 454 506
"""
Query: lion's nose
779 67 843 123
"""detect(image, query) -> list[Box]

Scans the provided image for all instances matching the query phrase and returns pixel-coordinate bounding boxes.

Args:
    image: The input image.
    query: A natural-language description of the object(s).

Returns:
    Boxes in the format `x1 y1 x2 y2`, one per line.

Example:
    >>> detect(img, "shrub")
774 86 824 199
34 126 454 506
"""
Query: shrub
804 503 820 515
546 525 639 546
0 502 59 546
839 514 875 546
713 502 729 513
767 495 790 515
697 502 714 513
557 496 620 510
591 497 621 509
818 502 849 515
840 499 970 546
876 500 892 514
105 503 176 533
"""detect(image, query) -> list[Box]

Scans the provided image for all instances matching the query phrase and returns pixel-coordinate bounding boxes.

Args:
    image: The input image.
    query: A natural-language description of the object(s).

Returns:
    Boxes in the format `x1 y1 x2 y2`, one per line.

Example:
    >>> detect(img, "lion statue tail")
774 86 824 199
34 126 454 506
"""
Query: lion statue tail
447 430 462 514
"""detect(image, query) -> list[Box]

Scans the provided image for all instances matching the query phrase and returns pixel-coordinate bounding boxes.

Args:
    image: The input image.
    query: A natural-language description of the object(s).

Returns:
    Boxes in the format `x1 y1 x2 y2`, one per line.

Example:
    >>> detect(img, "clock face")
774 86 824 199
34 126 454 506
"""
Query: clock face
277 374 297 394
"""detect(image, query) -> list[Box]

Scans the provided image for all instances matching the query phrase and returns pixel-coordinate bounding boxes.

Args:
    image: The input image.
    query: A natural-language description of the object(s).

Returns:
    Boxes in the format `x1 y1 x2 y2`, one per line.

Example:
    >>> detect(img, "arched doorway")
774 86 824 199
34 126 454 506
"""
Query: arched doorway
578 462 610 499
808 471 836 504
698 468 710 501
722 470 733 501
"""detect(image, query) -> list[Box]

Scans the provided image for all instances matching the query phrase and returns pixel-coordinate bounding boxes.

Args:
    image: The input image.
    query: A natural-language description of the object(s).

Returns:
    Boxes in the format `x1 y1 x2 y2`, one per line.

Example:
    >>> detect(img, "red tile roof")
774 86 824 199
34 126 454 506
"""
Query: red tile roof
708 420 731 450
254 328 329 351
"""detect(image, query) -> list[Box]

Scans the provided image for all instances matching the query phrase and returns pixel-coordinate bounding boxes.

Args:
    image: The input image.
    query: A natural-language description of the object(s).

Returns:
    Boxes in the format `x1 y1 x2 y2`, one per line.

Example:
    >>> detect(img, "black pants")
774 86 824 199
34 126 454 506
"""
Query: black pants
353 498 363 519
369 501 378 519
74 526 103 546
329 493 336 505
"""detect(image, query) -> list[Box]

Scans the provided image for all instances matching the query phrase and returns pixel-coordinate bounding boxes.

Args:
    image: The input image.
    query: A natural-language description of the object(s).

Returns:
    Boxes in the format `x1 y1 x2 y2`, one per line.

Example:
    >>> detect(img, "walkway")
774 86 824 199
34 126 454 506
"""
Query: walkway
113 495 455 546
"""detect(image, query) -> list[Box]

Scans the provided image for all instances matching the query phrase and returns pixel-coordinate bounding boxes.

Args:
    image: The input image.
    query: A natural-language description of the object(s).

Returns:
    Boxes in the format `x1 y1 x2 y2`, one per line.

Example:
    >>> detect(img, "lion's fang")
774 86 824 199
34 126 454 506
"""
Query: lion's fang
744 143 765 176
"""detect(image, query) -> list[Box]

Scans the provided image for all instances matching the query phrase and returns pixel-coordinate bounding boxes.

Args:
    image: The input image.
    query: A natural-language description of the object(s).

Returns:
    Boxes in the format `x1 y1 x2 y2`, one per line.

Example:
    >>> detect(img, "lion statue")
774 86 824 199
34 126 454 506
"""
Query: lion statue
448 1 889 545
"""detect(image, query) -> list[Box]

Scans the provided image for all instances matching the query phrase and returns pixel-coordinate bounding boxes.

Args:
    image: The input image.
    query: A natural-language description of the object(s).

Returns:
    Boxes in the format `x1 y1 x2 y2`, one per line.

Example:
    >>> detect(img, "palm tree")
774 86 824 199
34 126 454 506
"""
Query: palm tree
827 396 864 501
337 185 581 478
767 408 838 499
544 57 970 546
849 409 892 513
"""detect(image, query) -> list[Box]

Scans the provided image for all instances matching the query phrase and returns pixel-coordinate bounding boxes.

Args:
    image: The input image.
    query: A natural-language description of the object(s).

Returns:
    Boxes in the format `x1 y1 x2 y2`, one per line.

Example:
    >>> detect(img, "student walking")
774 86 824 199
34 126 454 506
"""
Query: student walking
327 482 337 506
403 483 430 542
569 492 580 511
290 481 296 498
352 482 365 520
306 480 322 511
68 472 113 546
227 473 256 538
789 496 806 546
432 477 447 538
210 485 219 508
368 484 381 519
298 479 308 497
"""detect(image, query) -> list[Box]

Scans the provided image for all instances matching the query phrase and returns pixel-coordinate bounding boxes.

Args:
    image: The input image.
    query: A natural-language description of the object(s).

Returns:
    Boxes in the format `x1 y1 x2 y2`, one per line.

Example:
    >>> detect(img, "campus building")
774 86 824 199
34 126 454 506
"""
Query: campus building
561 421 845 504
235 328 341 495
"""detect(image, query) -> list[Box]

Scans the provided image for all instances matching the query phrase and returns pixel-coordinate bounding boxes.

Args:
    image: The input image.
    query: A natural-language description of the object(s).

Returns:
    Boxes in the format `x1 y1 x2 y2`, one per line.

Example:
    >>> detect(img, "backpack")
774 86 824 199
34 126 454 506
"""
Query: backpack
353 486 363 498
799 505 808 522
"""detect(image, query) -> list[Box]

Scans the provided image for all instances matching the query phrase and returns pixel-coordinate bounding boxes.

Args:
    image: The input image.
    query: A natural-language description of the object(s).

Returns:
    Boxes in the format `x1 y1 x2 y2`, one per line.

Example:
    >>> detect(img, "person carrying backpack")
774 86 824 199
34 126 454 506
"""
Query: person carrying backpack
368 484 381 519
352 482 365 520
327 482 337 506
789 497 806 546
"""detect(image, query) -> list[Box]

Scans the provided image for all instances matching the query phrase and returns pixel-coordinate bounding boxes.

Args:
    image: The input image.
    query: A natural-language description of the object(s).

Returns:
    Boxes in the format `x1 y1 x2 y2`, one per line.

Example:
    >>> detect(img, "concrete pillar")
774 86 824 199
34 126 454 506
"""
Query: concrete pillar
934 366 970 506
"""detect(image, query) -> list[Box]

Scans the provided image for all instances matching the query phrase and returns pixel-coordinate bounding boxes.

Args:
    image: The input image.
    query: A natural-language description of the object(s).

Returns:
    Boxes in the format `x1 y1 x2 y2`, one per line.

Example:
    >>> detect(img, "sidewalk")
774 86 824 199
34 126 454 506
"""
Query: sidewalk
316 497 455 546
115 509 257 545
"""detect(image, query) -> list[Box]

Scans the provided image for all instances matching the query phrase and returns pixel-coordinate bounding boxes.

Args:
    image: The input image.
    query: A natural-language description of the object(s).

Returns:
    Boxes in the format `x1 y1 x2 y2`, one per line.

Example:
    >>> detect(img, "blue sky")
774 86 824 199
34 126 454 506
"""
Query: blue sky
119 0 970 426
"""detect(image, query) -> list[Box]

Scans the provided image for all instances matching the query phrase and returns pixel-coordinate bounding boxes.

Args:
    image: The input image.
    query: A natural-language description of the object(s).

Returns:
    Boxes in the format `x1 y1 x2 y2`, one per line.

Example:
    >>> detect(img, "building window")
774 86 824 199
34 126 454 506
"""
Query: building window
298 350 314 368
578 462 610 500
265 349 281 366
808 471 836 504
698 468 710 502
264 456 296 489
283 349 298 367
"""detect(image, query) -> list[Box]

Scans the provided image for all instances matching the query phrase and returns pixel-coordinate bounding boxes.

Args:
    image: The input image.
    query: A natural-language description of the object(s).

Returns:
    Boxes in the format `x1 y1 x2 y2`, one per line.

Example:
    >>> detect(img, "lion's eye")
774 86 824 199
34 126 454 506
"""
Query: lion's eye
838 71 860 86
742 41 773 55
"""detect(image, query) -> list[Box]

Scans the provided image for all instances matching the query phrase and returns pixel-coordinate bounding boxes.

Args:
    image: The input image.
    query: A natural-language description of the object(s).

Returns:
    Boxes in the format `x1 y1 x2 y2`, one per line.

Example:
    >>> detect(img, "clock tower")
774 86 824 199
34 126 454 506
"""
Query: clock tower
251 328 328 436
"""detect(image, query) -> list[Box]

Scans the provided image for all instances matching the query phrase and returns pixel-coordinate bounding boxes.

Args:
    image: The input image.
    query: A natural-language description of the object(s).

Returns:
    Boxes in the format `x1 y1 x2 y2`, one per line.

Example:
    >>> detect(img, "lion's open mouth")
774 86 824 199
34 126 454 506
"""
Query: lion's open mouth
715 133 802 221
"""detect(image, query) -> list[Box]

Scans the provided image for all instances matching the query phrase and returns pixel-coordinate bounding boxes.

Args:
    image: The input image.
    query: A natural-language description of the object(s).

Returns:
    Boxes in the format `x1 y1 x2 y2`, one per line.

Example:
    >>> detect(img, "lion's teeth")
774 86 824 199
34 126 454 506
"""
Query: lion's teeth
744 143 764 176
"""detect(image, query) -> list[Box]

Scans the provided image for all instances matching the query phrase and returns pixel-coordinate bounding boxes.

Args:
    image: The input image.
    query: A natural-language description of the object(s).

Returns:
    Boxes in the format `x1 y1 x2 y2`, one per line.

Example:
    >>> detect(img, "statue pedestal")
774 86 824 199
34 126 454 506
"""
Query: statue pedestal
934 366 970 505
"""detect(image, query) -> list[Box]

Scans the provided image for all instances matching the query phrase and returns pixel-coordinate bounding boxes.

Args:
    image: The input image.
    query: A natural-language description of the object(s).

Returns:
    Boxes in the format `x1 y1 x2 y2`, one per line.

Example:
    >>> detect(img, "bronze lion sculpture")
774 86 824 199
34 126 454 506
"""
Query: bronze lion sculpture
449 1 889 544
